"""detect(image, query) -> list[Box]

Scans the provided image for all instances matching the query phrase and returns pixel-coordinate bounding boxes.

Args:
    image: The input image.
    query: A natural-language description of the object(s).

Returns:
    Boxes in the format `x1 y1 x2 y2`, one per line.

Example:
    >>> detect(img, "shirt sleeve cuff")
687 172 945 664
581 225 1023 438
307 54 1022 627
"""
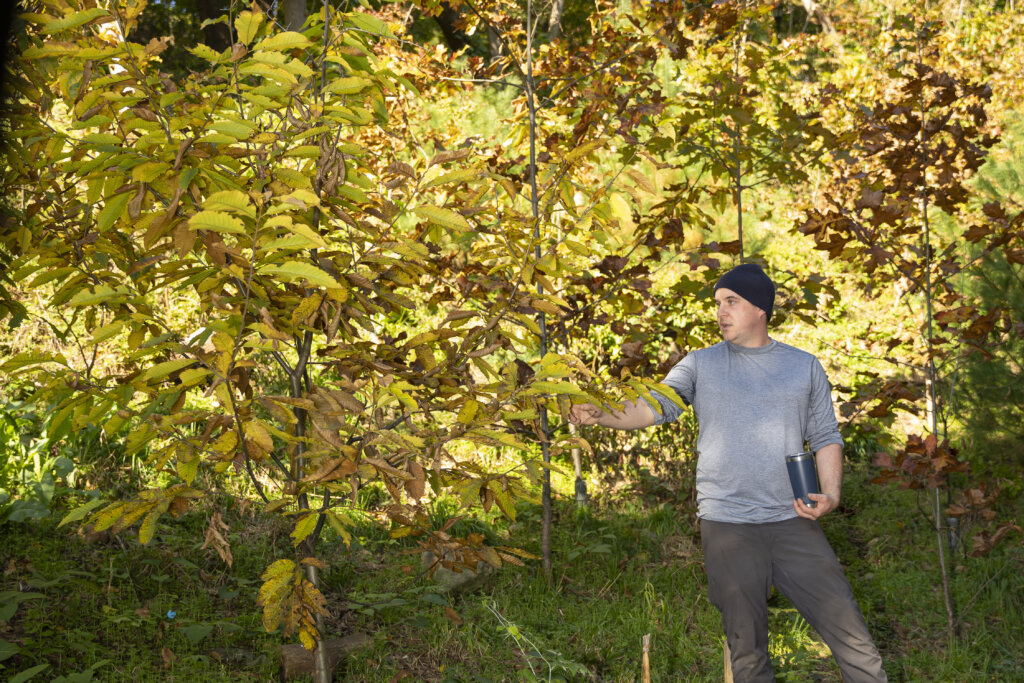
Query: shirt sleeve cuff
809 435 844 452
641 390 684 426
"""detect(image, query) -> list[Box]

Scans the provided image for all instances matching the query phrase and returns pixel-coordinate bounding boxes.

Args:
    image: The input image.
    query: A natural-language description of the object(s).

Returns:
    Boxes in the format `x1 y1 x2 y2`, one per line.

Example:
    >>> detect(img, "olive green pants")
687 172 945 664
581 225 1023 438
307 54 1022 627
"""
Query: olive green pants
701 517 887 683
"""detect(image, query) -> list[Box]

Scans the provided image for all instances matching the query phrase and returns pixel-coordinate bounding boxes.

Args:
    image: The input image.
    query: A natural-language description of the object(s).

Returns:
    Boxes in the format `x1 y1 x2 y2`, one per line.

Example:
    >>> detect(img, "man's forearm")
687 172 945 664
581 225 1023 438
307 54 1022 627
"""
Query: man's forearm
815 443 843 502
596 399 657 430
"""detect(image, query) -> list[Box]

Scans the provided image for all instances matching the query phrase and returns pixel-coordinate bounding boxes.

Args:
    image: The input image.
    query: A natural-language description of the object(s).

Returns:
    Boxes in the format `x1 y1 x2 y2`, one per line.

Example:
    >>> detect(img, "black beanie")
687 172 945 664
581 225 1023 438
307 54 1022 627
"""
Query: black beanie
714 263 775 321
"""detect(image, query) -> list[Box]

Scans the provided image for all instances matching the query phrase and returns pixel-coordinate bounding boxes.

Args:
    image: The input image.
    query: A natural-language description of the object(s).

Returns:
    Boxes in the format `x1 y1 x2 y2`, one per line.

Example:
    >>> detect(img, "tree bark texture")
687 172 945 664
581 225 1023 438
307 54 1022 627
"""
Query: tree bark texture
196 0 231 51
548 0 566 39
282 0 307 31
435 3 471 52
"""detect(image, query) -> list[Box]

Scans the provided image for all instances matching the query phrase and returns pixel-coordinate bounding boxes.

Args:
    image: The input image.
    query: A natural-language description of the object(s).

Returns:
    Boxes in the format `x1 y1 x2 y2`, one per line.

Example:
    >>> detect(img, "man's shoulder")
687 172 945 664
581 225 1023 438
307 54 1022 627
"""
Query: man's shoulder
683 340 823 367
694 340 729 355
771 340 817 359
694 340 816 357
687 341 728 362
768 340 827 371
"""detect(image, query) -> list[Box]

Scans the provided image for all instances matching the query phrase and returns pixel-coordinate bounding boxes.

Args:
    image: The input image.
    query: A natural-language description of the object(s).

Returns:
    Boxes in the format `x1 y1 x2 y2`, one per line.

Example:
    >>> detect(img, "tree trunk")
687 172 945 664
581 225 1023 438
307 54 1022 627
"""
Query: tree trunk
548 0 567 40
488 27 503 63
800 0 837 34
917 43 957 637
524 0 553 582
733 32 744 262
435 3 471 52
195 0 231 51
282 0 307 32
290 335 331 683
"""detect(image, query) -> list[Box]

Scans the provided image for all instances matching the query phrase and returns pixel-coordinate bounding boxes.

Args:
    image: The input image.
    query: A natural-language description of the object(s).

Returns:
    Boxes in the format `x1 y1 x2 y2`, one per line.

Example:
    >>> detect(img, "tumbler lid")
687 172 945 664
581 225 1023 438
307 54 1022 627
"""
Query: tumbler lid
785 452 813 462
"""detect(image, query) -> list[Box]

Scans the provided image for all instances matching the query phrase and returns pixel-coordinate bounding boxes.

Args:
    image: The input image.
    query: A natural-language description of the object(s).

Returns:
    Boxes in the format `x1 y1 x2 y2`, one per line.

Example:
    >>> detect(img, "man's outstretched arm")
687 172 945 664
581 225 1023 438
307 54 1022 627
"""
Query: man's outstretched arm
569 400 657 430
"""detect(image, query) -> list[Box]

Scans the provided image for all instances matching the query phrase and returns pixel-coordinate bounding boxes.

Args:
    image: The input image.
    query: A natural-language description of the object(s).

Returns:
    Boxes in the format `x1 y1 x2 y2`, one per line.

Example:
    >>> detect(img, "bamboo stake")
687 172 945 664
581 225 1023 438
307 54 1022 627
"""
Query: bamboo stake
641 634 651 683
570 423 587 506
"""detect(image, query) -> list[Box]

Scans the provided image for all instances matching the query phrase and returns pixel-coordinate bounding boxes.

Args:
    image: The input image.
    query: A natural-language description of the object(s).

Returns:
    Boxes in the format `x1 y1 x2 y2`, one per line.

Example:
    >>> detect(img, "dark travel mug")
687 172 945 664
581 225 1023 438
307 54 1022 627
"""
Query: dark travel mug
786 452 820 507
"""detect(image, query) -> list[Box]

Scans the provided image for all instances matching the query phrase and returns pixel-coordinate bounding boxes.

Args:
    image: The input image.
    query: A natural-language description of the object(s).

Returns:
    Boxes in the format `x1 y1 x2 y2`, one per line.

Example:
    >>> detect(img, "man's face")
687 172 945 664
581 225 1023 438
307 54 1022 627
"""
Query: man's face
714 287 767 347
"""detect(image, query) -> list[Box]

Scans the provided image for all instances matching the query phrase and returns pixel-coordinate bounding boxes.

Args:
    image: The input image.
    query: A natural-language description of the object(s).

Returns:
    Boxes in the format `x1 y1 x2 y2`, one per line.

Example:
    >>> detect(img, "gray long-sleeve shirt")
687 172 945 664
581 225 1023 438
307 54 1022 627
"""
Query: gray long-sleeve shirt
644 339 844 524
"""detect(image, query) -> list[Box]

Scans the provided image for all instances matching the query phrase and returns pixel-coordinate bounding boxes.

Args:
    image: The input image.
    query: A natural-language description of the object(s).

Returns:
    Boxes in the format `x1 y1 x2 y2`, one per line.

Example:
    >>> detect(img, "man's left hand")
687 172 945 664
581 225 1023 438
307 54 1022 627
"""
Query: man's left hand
793 492 838 520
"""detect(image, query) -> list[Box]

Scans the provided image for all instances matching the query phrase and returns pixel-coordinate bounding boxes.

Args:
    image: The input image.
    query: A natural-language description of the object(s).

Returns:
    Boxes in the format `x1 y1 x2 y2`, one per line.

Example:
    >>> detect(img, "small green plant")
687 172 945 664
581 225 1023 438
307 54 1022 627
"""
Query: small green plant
0 402 80 523
486 600 591 682
769 609 827 681
564 527 615 562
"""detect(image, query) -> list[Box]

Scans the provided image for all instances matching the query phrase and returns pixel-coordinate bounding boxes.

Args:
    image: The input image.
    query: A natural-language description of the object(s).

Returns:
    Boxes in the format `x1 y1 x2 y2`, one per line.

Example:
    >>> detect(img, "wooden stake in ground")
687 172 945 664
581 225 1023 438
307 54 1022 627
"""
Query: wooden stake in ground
642 633 651 683
724 639 733 683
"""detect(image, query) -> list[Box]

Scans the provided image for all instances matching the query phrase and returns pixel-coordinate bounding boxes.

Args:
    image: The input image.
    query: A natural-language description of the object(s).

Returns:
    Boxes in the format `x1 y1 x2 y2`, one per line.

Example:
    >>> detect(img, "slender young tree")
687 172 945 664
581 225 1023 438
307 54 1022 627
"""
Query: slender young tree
797 18 1021 639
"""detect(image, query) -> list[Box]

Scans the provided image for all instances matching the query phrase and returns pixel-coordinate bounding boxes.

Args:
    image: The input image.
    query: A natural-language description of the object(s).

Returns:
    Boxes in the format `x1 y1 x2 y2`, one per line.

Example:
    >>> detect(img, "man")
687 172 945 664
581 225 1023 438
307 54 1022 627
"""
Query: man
570 263 887 682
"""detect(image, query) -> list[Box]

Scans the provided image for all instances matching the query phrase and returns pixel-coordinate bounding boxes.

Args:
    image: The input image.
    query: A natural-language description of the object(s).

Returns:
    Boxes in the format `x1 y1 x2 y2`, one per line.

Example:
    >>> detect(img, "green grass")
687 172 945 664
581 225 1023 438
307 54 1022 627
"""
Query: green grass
1 460 1021 682
0 503 283 681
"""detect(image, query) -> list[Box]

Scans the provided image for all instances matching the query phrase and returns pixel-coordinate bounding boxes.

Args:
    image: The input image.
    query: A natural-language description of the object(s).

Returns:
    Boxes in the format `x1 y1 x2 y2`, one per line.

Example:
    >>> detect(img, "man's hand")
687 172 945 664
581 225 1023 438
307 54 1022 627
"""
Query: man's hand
569 403 604 426
793 492 838 520
795 443 843 521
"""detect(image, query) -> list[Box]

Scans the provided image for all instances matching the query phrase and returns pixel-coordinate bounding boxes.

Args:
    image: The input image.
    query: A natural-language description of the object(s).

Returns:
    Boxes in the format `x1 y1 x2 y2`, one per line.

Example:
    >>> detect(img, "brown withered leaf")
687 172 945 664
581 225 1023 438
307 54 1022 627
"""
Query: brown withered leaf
404 461 426 500
366 457 409 479
478 545 502 569
867 401 892 418
325 388 364 413
131 106 159 123
77 101 104 121
717 239 743 255
386 161 416 179
345 271 374 290
168 496 189 518
967 525 1017 557
200 511 233 567
300 556 328 569
872 452 895 470
144 36 173 57
143 212 172 248
202 233 228 266
963 224 991 242
173 139 193 171
429 149 472 166
444 606 463 626
514 359 534 386
311 421 347 449
963 308 1001 341
497 551 524 566
981 201 1006 219
300 456 357 484
75 60 93 104
127 183 145 219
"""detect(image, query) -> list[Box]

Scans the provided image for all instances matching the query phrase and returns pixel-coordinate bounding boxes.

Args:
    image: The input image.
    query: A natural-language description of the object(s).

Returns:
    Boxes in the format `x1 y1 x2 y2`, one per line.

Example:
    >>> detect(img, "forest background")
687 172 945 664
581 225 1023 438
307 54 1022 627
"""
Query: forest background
1 0 1023 681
